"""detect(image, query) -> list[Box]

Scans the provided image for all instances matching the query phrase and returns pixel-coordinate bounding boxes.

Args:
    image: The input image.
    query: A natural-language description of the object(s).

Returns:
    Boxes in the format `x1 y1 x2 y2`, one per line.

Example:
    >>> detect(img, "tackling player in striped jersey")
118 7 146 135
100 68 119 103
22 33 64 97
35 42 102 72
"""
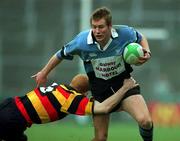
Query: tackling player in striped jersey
0 74 137 141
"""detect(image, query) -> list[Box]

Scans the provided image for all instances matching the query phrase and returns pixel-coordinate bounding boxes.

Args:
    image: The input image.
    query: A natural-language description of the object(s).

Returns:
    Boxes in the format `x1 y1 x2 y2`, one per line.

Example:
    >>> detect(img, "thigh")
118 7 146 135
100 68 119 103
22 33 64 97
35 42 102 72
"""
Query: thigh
3 133 27 141
92 114 110 134
0 98 27 140
121 95 151 122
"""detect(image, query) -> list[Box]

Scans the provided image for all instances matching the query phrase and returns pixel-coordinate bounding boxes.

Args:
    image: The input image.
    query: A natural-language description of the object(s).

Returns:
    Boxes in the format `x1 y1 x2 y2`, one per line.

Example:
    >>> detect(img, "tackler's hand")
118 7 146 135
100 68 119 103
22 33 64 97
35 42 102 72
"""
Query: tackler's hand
123 77 139 90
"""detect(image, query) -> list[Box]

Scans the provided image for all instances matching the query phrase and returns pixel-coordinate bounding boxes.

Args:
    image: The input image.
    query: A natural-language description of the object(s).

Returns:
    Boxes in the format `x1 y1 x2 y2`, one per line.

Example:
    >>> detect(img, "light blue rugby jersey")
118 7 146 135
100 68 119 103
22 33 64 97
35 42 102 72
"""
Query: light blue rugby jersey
56 25 142 80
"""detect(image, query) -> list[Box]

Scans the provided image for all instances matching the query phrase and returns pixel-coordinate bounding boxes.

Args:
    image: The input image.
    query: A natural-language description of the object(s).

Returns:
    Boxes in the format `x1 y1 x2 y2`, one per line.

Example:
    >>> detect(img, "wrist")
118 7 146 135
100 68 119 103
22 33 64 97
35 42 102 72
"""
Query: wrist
40 70 48 76
121 85 129 92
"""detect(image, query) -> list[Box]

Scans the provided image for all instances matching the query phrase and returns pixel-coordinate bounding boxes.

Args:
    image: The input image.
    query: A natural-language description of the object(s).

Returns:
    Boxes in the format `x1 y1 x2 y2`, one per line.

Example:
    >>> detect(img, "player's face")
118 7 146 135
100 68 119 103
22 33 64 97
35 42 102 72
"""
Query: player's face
91 18 112 47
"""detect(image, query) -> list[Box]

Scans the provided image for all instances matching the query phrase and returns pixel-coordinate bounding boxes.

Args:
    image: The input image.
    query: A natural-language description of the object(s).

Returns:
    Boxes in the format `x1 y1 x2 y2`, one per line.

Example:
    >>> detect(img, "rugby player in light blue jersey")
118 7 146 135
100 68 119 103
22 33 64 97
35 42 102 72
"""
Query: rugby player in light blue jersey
32 7 153 141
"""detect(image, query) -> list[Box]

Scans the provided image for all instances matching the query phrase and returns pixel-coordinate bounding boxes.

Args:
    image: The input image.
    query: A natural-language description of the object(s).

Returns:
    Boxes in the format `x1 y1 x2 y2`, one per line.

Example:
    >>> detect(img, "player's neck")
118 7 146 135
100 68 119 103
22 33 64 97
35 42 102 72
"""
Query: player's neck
98 37 112 51
100 35 111 47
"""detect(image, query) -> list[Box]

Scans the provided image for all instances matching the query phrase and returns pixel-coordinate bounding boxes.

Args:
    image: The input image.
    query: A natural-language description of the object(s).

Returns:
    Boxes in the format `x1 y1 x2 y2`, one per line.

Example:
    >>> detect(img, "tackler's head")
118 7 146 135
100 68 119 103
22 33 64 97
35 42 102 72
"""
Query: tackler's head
70 74 89 94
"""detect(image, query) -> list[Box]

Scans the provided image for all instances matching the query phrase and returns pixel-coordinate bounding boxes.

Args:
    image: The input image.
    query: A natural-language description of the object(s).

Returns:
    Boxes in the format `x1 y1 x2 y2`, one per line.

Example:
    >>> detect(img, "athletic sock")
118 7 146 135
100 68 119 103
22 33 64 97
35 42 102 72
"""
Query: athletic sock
139 124 153 141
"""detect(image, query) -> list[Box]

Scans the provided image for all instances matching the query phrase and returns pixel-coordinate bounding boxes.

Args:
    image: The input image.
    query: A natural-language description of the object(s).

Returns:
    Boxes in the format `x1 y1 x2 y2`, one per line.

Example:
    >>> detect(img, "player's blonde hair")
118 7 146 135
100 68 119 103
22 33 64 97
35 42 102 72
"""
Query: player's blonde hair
90 7 112 26
70 74 89 93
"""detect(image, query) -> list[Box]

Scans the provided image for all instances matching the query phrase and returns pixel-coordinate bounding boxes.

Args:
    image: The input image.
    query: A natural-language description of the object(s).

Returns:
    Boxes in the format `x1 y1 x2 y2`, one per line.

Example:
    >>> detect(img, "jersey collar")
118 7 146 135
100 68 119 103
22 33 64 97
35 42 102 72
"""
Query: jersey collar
87 28 119 45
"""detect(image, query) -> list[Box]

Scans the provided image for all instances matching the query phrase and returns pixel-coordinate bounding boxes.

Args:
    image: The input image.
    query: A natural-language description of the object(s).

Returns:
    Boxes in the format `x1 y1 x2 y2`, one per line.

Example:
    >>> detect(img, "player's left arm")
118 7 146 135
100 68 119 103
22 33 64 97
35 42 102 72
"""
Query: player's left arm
138 33 151 64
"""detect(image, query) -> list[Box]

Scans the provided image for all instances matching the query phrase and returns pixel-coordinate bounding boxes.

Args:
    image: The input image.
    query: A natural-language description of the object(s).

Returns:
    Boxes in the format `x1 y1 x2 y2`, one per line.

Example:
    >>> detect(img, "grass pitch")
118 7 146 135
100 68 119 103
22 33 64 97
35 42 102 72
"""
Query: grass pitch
26 119 180 141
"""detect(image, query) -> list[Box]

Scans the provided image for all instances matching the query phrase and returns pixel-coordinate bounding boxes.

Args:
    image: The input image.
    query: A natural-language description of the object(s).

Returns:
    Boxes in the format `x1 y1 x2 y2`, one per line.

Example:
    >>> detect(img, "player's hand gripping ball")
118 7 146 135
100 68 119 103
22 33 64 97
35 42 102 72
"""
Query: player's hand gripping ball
123 43 144 65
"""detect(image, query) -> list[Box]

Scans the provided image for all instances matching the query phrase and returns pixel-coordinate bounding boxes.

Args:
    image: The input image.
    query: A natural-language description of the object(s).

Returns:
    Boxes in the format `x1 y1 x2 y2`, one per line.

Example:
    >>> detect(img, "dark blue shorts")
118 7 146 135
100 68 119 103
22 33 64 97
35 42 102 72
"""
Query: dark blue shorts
88 71 140 112
89 71 140 101
93 85 140 112
0 98 27 141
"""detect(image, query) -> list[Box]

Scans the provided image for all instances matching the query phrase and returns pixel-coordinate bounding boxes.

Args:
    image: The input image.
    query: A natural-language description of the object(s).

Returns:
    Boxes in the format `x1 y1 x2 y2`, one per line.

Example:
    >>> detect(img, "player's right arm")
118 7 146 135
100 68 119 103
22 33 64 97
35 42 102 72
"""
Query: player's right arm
32 54 63 87
32 32 87 87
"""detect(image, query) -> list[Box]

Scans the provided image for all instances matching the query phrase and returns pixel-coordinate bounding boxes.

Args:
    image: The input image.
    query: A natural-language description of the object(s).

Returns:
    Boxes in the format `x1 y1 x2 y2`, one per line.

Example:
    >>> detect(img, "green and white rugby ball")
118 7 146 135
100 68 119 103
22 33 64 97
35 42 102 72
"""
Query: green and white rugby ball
123 43 144 65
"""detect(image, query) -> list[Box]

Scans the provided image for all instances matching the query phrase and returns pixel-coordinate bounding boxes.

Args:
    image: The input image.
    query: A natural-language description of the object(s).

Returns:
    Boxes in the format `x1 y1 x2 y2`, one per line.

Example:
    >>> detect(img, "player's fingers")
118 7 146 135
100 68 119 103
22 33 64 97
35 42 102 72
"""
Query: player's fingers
130 77 136 83
142 48 147 53
135 83 139 87
124 77 134 85
137 57 147 64
37 79 47 88
36 82 40 88
131 83 139 89
42 82 46 87
31 74 36 78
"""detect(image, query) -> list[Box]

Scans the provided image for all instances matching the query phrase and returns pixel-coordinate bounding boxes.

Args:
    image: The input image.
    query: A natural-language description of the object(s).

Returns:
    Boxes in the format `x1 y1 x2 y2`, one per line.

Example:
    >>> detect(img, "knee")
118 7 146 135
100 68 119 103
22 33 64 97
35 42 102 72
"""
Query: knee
137 115 153 129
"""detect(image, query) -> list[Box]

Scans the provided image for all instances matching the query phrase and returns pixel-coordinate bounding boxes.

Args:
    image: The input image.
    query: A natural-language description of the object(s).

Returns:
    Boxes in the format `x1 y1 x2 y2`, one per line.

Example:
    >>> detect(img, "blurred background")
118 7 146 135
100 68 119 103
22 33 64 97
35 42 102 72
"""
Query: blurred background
0 0 180 140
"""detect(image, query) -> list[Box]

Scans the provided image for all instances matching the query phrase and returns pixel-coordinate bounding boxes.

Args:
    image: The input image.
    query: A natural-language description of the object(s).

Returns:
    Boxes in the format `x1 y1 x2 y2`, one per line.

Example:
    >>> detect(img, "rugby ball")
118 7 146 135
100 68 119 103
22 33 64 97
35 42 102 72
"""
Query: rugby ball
123 43 144 65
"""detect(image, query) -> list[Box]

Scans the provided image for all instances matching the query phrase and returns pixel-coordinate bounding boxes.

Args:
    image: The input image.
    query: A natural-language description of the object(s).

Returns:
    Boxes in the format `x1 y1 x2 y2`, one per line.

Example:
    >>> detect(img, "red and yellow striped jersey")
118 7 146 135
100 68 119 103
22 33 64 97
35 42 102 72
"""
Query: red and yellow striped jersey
15 83 94 125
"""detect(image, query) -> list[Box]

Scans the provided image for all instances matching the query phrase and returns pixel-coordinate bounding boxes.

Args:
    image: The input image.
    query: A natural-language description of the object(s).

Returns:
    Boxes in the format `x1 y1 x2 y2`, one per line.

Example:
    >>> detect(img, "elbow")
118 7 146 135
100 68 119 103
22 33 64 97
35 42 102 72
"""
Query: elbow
95 103 113 114
103 106 112 114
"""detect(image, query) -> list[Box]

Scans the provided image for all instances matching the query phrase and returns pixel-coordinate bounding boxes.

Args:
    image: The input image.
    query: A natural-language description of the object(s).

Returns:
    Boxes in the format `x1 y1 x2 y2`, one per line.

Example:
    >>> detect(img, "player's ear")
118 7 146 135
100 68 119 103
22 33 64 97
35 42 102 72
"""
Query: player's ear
70 74 89 93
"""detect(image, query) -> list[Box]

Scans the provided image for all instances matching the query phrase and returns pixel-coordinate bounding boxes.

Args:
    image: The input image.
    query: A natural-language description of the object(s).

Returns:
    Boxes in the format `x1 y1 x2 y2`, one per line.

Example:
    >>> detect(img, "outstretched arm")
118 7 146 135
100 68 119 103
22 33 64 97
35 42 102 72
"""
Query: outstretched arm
93 78 138 114
32 54 63 87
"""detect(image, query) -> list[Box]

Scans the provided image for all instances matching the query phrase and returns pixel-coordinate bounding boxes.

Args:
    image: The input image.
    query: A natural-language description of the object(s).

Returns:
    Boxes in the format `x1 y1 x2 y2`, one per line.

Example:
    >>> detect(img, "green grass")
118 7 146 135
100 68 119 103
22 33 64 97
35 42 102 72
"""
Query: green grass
26 119 180 141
